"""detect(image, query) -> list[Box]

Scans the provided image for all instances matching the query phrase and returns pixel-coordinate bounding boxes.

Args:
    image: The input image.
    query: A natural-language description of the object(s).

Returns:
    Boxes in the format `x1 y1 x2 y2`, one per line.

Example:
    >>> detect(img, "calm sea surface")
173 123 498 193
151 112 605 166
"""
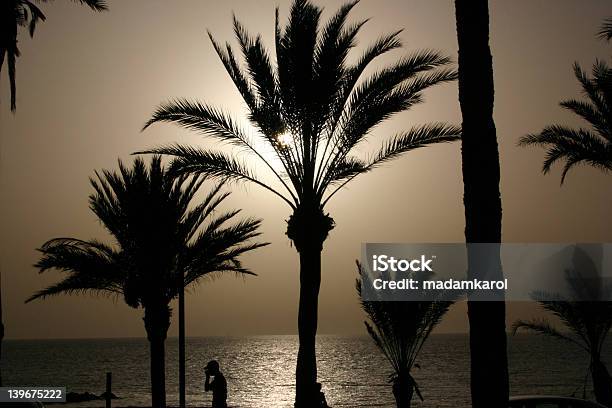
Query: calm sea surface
2 334 608 407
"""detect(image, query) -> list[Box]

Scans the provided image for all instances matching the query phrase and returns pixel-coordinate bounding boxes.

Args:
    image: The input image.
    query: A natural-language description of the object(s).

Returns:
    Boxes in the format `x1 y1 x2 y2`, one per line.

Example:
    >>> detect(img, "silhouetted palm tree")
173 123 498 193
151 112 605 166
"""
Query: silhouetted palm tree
513 247 612 407
26 156 266 408
519 60 612 182
454 0 509 406
142 1 459 405
0 0 106 111
356 262 453 408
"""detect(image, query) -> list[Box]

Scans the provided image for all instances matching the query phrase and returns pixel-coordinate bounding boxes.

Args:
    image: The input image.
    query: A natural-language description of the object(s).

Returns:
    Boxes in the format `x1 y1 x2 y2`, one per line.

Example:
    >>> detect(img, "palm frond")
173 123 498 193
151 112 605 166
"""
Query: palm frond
560 99 609 139
597 17 612 41
28 237 124 303
519 126 612 183
143 100 299 203
321 124 460 204
71 0 108 12
25 273 121 303
139 145 297 208
317 51 457 190
513 319 588 352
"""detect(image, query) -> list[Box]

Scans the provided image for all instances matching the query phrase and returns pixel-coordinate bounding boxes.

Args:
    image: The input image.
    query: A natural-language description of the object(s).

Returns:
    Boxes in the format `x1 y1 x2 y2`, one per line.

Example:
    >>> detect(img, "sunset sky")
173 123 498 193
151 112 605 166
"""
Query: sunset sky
1 0 612 339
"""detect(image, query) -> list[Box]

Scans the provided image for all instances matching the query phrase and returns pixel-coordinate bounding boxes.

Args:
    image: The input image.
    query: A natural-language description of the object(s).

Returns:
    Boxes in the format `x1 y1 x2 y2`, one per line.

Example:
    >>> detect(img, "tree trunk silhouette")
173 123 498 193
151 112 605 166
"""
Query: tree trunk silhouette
591 358 612 407
295 244 321 407
392 378 414 408
287 203 334 408
144 303 171 408
454 1 509 407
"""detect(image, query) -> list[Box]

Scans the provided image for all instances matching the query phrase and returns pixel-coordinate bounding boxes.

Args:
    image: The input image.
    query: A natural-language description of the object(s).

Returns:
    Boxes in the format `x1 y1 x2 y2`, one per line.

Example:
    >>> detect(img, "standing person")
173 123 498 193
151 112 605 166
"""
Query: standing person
204 360 227 408
316 383 330 408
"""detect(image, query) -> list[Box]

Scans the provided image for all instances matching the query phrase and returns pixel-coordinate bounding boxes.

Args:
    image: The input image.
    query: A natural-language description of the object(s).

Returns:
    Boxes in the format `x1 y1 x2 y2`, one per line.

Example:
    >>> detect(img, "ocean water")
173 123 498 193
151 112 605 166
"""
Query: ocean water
2 334 607 407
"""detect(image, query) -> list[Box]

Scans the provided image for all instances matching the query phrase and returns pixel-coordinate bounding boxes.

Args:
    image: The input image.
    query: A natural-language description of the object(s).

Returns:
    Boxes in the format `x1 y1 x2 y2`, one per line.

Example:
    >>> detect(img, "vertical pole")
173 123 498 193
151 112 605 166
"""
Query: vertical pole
0 268 4 387
179 274 186 408
106 372 111 408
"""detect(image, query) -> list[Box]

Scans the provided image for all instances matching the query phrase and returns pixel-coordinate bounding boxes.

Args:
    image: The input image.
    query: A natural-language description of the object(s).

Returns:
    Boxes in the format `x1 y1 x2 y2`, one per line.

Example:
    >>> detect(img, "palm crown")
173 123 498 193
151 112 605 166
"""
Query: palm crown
519 61 612 183
27 156 266 307
142 0 460 214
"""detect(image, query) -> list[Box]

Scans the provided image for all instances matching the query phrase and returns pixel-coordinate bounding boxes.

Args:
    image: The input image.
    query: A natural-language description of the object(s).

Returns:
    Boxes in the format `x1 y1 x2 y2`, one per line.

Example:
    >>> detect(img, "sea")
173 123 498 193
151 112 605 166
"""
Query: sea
2 334 606 407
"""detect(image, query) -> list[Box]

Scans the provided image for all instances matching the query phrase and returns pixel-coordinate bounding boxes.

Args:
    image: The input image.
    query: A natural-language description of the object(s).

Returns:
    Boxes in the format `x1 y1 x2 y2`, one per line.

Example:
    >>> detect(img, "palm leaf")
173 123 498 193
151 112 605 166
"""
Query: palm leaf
597 17 612 41
513 319 588 352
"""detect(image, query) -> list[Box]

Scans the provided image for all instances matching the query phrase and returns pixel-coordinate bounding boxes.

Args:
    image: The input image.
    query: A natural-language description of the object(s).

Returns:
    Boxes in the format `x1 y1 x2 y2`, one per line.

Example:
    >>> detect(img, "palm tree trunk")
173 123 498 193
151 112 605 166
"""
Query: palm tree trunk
392 378 414 408
295 243 321 408
144 303 171 408
591 358 612 407
454 1 509 407
287 203 334 408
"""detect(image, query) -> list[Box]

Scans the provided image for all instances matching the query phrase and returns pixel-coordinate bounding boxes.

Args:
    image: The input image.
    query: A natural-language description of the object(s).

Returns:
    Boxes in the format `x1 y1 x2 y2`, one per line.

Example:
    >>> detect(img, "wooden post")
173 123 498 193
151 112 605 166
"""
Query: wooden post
106 372 112 408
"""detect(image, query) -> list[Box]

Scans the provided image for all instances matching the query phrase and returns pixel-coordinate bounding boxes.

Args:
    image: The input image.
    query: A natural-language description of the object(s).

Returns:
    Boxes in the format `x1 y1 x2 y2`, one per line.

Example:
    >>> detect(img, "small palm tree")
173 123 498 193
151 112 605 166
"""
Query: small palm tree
513 247 612 407
141 1 460 404
26 156 267 408
356 262 453 408
518 60 612 182
0 0 107 111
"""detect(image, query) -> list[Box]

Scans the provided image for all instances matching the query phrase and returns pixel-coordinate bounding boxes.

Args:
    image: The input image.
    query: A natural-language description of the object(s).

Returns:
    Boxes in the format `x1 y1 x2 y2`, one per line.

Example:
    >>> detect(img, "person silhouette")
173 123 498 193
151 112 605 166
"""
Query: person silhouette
316 382 330 408
204 360 227 408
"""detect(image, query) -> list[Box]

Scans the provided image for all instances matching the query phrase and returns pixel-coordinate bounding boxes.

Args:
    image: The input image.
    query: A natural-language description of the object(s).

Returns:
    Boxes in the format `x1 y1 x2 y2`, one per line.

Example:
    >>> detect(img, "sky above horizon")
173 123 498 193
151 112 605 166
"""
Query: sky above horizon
1 0 612 339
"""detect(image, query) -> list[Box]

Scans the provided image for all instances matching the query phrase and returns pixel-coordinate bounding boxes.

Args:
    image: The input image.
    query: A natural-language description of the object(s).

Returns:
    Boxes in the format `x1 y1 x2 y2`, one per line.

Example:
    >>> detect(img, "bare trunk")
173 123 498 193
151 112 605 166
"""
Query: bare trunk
287 203 334 408
144 303 171 408
295 244 321 407
392 378 414 408
455 1 509 407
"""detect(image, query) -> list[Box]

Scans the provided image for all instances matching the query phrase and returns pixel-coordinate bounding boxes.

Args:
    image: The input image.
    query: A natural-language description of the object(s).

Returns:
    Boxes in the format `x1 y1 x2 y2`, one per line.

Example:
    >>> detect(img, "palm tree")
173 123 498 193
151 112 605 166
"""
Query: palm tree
141 1 460 405
26 156 267 408
0 0 107 111
454 0 509 406
0 0 107 389
356 262 453 408
513 247 612 407
518 60 612 182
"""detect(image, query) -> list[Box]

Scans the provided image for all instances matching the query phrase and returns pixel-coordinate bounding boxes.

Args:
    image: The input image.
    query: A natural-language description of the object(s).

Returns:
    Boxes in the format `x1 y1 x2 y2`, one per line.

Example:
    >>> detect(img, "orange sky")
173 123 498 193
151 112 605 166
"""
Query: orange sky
1 0 612 339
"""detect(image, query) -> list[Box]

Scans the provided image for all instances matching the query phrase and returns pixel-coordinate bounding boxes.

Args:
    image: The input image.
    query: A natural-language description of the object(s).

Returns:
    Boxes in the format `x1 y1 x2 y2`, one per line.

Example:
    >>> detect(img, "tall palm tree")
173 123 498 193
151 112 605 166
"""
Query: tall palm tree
0 0 106 389
513 247 612 407
26 156 267 408
141 1 460 405
454 0 509 406
518 60 612 182
0 0 107 111
356 262 453 408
